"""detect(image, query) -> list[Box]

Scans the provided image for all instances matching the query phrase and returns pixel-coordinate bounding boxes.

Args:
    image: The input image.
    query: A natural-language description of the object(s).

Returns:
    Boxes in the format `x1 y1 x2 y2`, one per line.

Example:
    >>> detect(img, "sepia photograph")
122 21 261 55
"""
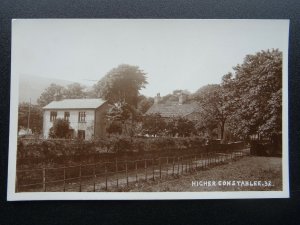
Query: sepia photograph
7 19 289 200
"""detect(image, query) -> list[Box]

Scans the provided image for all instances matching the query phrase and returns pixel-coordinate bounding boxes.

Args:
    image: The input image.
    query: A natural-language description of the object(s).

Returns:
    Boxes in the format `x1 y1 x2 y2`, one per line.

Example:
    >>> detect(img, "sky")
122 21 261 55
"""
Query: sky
12 19 289 97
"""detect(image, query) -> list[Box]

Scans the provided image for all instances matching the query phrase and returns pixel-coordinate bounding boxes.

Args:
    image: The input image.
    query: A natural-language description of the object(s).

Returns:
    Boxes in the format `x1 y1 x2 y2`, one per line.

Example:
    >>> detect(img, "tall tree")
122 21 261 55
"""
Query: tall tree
194 83 233 140
229 49 282 138
94 64 148 108
95 64 148 137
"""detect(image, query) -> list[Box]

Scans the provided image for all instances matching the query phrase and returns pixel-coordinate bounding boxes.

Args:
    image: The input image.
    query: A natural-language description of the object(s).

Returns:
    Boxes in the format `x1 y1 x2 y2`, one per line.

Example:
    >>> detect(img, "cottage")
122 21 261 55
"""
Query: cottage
42 98 110 140
145 93 201 121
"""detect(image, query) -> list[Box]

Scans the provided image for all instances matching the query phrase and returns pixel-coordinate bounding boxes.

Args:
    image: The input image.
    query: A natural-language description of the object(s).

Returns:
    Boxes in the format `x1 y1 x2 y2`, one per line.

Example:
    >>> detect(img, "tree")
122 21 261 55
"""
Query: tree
229 49 282 138
105 102 134 136
171 117 197 137
142 113 166 137
193 83 233 140
64 83 86 99
95 64 148 137
37 83 65 107
18 102 43 134
106 121 123 136
49 118 70 138
137 95 154 114
94 64 148 108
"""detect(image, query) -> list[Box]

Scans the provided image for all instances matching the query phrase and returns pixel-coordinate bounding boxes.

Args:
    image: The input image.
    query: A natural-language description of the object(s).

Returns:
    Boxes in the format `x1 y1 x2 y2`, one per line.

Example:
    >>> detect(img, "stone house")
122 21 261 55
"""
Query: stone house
43 98 110 140
145 93 201 122
145 93 221 139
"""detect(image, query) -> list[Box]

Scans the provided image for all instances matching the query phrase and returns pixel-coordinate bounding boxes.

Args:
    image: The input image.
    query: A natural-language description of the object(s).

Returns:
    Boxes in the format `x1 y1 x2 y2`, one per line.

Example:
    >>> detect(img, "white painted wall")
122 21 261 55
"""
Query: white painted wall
43 109 95 140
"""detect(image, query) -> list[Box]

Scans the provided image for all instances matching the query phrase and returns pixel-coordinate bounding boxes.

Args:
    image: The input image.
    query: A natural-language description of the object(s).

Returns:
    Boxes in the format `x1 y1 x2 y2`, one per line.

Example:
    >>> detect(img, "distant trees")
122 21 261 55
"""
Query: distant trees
37 83 65 107
37 83 87 107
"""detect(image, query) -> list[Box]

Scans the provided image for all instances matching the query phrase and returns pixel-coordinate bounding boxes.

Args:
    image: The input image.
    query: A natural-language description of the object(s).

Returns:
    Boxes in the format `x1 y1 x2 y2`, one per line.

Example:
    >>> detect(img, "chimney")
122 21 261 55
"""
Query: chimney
179 93 186 104
154 93 161 104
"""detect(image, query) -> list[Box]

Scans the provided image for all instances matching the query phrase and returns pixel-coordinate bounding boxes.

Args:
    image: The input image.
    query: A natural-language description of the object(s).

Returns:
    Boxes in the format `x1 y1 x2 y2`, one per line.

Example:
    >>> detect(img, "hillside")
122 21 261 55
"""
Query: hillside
19 74 82 104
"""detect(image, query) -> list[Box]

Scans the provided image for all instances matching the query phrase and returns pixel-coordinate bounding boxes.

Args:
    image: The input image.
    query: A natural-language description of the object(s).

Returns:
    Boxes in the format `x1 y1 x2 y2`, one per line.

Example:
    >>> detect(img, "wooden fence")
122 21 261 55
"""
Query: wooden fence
16 150 248 192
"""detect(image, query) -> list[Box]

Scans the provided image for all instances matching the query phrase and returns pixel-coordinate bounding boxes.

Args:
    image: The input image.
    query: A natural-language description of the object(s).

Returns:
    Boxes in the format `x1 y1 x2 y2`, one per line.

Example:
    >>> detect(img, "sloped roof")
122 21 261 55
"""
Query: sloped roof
43 98 106 110
146 102 200 117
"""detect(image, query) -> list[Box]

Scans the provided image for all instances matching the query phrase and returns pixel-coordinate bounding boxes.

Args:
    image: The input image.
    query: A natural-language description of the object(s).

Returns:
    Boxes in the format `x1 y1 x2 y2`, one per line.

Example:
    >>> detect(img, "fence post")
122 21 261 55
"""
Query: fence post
145 159 147 181
93 164 96 192
172 157 175 176
79 164 82 192
135 161 138 183
105 163 108 190
177 157 180 175
181 157 184 174
159 158 162 179
166 157 169 178
126 161 128 186
152 158 155 181
185 157 188 173
63 167 66 192
116 158 118 188
43 167 46 192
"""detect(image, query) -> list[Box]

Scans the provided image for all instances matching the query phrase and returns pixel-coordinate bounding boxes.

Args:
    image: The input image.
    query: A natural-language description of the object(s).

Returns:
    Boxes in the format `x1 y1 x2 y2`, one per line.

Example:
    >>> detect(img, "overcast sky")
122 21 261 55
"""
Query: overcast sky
12 19 289 97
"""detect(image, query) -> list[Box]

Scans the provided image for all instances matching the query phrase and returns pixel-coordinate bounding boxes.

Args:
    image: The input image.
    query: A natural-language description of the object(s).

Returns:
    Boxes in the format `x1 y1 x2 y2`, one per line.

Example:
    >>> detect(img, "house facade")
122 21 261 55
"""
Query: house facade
43 98 110 140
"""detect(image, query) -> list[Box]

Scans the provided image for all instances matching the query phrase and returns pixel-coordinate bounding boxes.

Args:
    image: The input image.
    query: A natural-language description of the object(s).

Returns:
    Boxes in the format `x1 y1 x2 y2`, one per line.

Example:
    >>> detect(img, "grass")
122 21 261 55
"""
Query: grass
127 156 282 192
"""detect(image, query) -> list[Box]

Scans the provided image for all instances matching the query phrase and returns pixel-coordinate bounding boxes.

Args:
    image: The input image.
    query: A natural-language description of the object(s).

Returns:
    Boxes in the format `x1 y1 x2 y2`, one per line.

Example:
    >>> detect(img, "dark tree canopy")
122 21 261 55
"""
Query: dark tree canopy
94 64 148 107
193 83 233 140
229 49 282 138
49 118 70 139
142 113 166 137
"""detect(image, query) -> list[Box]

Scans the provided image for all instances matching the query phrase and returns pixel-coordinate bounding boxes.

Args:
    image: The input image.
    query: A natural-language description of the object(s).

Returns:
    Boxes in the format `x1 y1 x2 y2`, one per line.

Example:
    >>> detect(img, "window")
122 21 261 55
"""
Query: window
78 112 86 122
64 112 70 121
50 111 57 122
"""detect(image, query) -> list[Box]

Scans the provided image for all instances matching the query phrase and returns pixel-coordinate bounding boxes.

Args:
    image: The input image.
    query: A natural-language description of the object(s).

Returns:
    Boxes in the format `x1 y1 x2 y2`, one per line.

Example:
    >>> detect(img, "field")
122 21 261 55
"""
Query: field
127 156 282 192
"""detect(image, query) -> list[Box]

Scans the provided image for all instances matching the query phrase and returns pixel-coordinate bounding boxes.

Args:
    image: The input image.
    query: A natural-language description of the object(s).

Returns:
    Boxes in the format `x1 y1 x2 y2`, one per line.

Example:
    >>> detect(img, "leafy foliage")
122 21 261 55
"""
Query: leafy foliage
37 83 87 107
94 64 148 107
137 95 154 114
193 83 233 140
228 49 282 138
49 118 70 139
142 113 167 137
